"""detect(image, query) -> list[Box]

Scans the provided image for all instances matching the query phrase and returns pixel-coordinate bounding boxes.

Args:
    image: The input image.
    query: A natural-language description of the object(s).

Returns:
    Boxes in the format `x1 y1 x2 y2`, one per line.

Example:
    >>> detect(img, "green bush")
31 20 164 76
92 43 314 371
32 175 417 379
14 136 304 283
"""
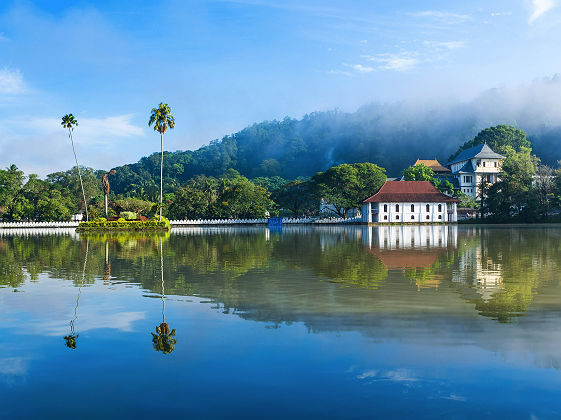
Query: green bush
77 216 170 231
120 211 137 220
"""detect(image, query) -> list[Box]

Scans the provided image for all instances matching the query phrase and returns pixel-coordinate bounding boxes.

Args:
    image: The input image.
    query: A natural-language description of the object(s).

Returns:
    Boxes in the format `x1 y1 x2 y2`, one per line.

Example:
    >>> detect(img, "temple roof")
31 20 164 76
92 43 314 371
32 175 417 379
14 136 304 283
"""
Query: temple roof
455 160 476 174
448 143 505 165
414 159 450 173
363 181 459 203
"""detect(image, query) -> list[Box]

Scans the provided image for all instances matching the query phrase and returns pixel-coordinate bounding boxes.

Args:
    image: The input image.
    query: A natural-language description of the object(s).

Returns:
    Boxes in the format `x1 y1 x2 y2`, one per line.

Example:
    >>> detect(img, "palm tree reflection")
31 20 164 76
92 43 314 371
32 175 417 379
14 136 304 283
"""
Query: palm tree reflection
151 237 177 354
103 240 111 285
64 239 89 349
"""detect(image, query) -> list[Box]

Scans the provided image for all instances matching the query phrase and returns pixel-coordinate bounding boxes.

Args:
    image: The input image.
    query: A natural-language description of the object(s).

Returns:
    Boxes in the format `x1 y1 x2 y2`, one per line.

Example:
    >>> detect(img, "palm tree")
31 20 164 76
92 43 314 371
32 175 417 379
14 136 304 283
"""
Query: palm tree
61 114 89 221
148 103 175 220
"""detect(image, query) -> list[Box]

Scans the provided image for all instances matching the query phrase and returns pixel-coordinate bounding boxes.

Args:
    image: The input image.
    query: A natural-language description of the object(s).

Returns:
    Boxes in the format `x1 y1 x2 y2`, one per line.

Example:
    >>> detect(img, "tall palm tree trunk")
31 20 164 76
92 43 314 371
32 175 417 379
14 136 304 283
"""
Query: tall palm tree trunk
160 132 163 221
69 130 89 222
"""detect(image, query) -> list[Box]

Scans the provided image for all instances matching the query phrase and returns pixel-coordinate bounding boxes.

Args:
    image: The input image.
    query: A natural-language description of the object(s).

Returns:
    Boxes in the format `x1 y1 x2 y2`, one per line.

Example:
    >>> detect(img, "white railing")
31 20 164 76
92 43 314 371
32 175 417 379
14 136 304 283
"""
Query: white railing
0 228 78 237
169 216 361 225
0 221 80 229
0 217 363 230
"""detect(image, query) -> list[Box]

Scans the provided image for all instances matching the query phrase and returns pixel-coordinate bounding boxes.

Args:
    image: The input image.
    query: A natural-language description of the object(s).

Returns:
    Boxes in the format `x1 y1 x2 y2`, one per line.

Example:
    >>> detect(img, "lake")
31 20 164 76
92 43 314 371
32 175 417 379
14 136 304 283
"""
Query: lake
1 225 561 418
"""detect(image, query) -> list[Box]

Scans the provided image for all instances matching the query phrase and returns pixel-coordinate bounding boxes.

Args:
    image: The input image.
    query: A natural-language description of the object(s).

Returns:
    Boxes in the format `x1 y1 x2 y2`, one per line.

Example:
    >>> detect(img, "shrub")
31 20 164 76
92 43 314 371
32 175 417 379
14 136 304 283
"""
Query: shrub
77 217 170 231
120 211 137 220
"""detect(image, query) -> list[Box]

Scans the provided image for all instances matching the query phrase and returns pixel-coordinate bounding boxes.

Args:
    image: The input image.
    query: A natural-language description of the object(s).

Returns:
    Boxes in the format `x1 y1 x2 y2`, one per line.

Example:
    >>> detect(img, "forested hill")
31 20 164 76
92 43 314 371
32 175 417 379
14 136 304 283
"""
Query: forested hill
109 101 561 197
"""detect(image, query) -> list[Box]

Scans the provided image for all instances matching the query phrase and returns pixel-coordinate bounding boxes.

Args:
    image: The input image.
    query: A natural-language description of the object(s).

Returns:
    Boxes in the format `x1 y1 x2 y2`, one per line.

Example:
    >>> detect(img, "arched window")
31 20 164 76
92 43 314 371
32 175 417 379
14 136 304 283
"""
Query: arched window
426 204 429 212
438 204 442 212
395 204 400 212
383 204 387 212
411 204 414 212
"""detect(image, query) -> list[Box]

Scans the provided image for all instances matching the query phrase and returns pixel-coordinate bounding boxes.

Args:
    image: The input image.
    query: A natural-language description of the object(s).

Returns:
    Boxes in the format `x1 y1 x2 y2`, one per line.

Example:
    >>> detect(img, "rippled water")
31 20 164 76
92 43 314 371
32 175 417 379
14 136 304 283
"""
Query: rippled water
1 225 561 418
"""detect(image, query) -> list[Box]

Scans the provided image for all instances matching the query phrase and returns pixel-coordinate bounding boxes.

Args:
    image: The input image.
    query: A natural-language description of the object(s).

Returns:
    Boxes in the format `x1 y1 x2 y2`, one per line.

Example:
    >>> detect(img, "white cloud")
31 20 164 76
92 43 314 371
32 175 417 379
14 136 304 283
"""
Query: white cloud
0 67 26 94
27 114 144 145
356 368 418 382
36 311 146 335
363 53 419 72
0 357 29 384
0 114 147 175
490 12 512 17
410 10 470 23
344 63 375 73
327 69 354 77
529 0 556 22
423 41 466 50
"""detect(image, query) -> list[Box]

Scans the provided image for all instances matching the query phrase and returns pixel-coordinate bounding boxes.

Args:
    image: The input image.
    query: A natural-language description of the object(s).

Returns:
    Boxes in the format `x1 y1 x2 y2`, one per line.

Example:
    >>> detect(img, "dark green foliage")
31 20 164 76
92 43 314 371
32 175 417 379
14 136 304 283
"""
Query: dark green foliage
167 173 275 219
402 164 455 195
313 162 386 218
252 176 288 194
0 169 75 221
106 109 482 195
114 198 154 215
485 146 540 221
272 180 319 217
449 125 530 162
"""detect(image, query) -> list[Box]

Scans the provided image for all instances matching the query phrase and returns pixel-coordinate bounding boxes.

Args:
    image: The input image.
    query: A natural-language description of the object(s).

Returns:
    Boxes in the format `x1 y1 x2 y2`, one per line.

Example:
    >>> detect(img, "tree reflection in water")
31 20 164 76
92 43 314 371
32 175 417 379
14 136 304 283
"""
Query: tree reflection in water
152 237 177 354
103 240 111 285
3 226 561 328
64 239 89 349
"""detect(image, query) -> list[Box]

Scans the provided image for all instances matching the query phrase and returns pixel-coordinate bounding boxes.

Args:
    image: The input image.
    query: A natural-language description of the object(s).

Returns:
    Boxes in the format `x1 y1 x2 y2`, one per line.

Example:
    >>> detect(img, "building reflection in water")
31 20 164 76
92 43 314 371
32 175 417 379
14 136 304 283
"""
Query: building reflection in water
361 225 457 291
452 244 503 302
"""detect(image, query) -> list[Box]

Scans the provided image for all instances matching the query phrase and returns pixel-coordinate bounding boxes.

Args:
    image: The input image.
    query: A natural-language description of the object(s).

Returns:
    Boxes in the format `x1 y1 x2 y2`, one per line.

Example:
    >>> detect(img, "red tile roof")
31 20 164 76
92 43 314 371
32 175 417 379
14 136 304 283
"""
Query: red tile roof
362 181 459 203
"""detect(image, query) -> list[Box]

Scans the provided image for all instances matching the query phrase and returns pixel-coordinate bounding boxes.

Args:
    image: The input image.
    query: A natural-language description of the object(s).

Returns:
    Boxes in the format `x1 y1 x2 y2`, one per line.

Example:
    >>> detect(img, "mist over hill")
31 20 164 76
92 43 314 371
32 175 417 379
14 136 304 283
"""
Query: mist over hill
109 76 561 196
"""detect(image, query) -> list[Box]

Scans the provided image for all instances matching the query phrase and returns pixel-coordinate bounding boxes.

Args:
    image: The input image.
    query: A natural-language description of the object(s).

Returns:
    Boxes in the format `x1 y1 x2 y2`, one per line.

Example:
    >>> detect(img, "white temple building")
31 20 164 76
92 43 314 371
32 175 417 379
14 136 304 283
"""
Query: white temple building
361 181 458 224
447 143 505 198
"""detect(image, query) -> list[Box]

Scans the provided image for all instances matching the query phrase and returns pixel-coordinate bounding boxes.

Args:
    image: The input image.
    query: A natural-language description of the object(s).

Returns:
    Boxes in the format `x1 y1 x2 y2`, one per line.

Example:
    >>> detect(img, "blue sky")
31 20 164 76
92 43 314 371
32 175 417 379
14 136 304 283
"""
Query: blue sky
1 0 561 175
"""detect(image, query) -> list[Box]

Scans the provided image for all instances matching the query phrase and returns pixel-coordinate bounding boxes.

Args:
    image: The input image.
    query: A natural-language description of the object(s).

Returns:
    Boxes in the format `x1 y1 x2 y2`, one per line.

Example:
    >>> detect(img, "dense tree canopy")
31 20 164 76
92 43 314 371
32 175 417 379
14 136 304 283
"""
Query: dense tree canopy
313 162 386 218
167 172 275 220
449 125 530 161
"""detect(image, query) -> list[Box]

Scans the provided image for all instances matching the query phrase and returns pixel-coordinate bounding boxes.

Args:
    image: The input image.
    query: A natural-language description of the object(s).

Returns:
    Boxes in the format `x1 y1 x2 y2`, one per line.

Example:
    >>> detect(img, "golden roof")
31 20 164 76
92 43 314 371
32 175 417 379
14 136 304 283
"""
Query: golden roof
414 159 450 173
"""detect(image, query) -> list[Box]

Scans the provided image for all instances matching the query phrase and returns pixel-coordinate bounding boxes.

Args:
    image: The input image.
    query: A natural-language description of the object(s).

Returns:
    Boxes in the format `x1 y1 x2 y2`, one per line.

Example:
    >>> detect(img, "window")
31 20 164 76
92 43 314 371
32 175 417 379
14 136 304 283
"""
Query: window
411 204 414 212
483 162 486 167
494 162 498 167
395 204 399 212
384 215 387 220
411 215 414 220
383 204 387 212
396 215 399 220
438 215 442 220
426 215 430 220
426 204 429 212
438 204 442 212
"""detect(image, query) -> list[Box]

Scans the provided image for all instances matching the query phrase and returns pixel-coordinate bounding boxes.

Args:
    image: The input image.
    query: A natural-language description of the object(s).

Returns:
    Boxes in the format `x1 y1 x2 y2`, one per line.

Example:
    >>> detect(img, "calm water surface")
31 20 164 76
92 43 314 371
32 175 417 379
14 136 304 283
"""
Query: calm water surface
1 225 561 418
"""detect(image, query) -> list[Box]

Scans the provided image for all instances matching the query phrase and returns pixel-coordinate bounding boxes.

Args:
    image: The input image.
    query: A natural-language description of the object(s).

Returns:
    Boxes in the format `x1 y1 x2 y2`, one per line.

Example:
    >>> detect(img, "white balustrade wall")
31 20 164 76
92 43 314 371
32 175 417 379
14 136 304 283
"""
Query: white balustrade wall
168 216 362 226
0 221 80 229
0 216 364 230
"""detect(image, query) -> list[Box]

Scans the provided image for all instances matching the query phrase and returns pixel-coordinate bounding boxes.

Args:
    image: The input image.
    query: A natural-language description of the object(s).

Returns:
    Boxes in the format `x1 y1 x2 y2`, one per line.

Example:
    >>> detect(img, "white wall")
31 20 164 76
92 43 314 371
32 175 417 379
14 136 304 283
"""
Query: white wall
362 202 457 223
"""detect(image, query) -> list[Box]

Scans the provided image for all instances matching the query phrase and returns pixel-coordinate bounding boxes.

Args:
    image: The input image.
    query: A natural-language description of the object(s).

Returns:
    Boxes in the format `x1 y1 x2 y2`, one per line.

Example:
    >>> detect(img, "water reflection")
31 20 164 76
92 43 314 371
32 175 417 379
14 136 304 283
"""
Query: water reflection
151 237 177 354
64 239 89 349
1 226 561 326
